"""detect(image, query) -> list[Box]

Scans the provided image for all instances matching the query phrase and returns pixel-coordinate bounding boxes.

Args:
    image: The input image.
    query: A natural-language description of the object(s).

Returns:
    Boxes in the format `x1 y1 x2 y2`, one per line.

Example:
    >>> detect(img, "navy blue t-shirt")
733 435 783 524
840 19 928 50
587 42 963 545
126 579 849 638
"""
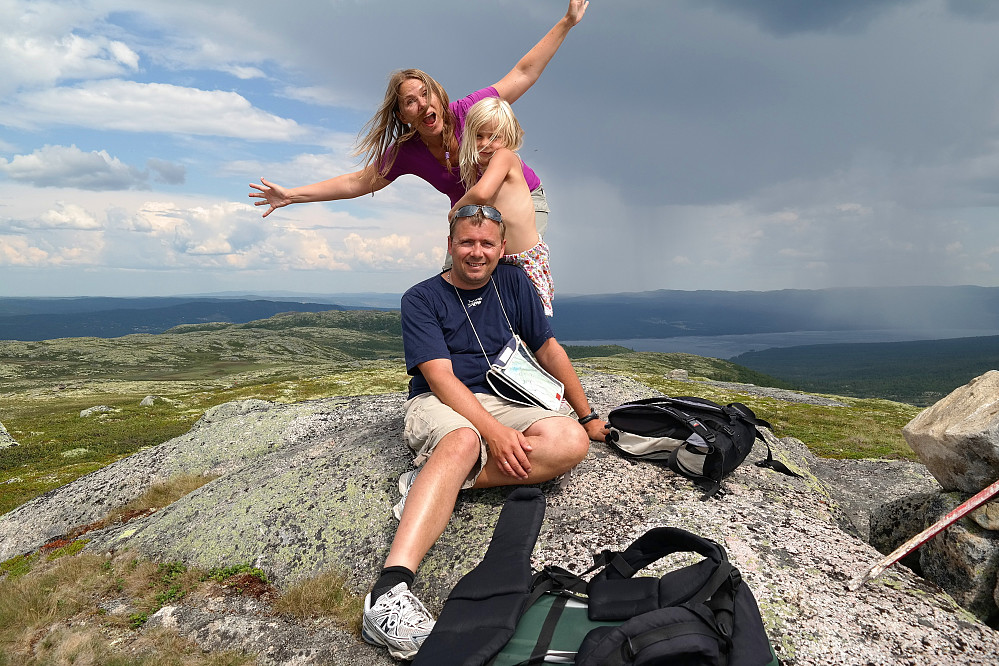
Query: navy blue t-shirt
401 264 554 399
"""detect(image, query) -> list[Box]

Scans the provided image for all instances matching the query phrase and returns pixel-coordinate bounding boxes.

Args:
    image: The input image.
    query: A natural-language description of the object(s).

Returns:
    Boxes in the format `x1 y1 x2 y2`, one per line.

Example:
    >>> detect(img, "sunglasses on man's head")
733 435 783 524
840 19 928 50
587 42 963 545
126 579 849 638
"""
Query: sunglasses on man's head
451 205 502 223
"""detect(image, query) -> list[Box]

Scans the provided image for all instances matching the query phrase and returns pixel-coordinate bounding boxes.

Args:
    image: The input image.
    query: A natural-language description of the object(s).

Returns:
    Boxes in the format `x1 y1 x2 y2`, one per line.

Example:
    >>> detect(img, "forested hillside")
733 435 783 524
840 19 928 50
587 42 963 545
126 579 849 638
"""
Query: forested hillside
733 335 999 405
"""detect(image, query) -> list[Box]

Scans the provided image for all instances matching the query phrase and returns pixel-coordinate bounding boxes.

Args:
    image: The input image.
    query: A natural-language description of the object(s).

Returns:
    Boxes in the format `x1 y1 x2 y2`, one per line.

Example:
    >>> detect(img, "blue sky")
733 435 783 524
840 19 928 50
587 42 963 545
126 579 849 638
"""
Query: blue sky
2 0 999 297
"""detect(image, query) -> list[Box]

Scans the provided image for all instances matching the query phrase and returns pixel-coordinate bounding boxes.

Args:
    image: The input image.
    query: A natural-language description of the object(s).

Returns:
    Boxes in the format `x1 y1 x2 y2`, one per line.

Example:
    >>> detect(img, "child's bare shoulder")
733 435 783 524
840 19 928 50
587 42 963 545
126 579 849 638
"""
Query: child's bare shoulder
492 146 519 166
492 148 527 179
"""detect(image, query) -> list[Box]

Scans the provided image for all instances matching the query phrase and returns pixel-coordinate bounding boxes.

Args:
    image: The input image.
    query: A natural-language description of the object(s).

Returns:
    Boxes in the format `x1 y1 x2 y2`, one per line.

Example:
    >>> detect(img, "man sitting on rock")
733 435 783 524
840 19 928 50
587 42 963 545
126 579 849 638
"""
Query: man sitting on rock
361 204 608 660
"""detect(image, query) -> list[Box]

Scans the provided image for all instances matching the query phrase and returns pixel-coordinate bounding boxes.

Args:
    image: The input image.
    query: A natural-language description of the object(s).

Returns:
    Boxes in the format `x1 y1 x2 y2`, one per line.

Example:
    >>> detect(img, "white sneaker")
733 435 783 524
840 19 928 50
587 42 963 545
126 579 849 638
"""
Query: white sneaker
361 582 435 660
393 467 421 521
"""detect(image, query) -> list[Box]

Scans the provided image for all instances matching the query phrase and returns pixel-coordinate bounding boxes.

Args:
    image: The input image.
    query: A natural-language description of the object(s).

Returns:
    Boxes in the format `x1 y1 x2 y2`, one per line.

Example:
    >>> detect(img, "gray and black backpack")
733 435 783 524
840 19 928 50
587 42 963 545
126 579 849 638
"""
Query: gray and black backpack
606 396 799 499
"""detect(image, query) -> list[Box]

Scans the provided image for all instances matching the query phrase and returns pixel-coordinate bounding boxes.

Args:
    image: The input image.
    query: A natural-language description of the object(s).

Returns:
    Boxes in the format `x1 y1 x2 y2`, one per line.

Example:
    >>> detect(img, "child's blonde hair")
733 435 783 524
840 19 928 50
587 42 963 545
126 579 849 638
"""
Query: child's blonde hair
459 98 524 190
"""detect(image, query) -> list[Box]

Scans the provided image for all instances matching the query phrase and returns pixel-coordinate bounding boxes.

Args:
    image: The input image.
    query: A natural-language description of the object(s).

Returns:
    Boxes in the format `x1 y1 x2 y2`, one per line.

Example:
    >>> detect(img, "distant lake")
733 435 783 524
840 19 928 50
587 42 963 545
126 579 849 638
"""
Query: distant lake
561 329 999 360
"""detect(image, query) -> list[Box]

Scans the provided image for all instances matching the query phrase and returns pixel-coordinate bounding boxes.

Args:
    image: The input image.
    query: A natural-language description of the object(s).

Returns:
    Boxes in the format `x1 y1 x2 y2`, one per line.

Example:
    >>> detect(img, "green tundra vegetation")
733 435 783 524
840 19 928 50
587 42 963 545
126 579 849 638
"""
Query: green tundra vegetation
0 310 923 517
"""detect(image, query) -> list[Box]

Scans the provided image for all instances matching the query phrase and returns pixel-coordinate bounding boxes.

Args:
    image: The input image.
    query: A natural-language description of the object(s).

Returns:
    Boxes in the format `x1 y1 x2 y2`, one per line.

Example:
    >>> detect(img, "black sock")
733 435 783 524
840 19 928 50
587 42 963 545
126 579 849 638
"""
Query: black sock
371 566 415 604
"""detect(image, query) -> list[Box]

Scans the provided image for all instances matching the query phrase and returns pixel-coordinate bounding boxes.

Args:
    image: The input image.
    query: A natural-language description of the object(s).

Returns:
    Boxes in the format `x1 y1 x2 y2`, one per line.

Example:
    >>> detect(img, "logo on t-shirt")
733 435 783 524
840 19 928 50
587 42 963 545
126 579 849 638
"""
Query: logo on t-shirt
466 296 483 308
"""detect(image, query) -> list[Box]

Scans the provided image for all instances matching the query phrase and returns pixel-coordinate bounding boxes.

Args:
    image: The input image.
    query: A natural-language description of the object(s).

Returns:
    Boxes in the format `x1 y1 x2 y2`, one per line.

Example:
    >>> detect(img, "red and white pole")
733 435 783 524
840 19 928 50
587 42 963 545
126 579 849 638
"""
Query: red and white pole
848 477 999 591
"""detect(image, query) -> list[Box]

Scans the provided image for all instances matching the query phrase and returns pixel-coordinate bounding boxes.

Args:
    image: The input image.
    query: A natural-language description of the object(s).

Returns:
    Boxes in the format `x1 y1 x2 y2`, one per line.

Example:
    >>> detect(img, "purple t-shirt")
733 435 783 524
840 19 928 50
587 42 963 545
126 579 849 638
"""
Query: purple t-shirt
382 87 541 206
401 264 554 399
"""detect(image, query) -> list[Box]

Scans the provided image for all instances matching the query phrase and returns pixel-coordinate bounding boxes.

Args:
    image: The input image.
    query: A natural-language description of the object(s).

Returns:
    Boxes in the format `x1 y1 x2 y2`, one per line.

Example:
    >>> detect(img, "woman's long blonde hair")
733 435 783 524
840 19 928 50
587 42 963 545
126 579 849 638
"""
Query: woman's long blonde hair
458 97 524 190
354 69 458 176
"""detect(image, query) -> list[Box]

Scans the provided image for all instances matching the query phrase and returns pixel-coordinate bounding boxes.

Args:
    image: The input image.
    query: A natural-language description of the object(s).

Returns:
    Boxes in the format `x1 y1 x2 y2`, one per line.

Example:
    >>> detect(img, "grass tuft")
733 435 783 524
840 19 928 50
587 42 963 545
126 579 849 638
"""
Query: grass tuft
274 569 365 635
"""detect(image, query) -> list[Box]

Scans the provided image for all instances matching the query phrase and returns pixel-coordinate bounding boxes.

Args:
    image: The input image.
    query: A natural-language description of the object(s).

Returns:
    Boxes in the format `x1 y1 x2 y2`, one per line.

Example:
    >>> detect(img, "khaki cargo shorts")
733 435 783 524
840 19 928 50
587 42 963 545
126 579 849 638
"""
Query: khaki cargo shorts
402 391 572 488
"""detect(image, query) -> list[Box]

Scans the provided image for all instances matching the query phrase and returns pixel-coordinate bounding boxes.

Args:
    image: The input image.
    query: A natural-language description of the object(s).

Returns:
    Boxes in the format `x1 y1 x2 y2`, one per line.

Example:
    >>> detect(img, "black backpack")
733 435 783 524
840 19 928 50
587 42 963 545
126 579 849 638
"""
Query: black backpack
606 396 799 499
414 488 778 666
499 527 777 666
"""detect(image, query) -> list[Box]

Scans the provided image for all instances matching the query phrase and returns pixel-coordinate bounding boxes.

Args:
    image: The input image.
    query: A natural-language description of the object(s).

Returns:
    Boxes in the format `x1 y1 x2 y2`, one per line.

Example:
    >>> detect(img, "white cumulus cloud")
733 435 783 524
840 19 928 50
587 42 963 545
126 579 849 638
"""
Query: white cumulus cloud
4 80 312 141
0 145 149 190
38 203 102 231
0 30 140 95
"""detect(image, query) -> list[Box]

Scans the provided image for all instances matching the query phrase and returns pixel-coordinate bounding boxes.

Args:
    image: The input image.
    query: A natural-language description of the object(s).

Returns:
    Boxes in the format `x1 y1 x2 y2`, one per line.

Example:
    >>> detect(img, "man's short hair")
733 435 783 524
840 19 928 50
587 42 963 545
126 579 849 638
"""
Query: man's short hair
449 209 506 240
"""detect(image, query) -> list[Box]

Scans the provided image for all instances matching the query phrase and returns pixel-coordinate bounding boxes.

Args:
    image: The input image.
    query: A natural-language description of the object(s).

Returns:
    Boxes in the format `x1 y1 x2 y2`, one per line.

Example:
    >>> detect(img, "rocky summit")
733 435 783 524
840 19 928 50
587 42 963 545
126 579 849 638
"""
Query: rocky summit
2 372 998 665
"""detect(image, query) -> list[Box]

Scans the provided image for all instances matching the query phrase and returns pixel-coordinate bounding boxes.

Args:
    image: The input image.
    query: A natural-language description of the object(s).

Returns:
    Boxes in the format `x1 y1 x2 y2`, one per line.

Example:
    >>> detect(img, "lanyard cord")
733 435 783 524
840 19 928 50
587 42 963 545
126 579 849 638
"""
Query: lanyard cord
452 276 515 363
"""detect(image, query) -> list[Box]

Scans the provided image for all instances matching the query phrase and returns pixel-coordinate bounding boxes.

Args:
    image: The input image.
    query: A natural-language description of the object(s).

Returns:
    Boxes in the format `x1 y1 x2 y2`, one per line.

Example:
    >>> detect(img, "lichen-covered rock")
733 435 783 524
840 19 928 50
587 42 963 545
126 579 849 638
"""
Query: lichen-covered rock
4 373 999 665
870 491 999 622
0 398 348 561
0 421 17 449
972 501 999 531
79 405 116 417
145 597 388 666
903 370 999 493
808 454 940 539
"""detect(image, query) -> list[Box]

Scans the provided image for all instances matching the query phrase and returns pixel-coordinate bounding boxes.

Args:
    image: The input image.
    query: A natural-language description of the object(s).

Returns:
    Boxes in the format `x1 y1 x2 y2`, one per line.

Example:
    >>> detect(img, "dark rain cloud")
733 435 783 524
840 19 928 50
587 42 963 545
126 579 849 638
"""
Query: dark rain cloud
698 0 917 35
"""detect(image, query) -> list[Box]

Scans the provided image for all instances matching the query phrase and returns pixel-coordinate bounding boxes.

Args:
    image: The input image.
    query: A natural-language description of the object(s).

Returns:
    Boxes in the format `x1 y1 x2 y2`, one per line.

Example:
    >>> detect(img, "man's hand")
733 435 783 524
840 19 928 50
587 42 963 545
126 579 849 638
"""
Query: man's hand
583 418 609 443
483 423 533 479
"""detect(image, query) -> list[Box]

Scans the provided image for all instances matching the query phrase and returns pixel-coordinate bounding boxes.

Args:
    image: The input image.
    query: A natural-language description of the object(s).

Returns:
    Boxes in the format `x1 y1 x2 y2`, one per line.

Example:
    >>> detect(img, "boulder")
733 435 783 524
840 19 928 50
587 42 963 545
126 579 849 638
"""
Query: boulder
80 405 115 418
870 491 999 622
805 453 940 540
3 373 999 665
972 501 999 531
140 395 158 406
667 369 689 380
0 421 17 449
903 370 999 493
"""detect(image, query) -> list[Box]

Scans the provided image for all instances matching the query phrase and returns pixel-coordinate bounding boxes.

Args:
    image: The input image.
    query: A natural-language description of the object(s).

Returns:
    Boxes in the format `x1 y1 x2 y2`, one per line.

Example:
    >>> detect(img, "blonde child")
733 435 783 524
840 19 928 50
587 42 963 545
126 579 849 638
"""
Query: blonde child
449 98 555 315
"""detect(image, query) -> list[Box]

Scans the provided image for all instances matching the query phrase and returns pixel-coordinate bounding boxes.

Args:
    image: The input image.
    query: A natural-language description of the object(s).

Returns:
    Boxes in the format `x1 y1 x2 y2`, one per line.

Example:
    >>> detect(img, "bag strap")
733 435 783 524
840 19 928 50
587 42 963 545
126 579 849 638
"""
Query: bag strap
525 565 589 607
590 527 726 585
416 488 546 665
755 444 802 478
752 425 803 479
527 594 569 665
493 565 589 666
722 401 772 430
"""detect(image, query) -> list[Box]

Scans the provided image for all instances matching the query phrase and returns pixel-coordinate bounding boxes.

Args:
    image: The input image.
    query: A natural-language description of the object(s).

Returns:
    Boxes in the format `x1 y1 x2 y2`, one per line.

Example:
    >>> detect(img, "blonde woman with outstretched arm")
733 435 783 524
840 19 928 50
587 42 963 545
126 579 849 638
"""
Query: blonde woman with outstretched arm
248 0 589 244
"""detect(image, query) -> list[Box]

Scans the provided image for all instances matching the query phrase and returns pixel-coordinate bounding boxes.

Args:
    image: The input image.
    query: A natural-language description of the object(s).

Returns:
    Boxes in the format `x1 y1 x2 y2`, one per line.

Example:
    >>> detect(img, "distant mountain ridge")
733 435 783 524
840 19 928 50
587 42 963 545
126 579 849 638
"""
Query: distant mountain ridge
0 298 376 341
3 285 999 342
553 285 999 339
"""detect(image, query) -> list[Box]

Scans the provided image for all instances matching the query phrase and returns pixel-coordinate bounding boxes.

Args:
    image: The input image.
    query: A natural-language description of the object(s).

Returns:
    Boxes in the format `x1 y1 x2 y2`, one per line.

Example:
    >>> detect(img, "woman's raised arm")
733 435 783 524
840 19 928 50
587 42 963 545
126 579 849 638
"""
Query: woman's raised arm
491 0 588 105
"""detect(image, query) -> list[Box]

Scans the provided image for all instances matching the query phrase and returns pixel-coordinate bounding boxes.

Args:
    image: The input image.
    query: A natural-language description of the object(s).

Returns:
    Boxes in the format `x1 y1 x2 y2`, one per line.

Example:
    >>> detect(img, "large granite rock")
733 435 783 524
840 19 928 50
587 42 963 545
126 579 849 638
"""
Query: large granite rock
3 373 998 665
903 370 999 493
870 491 999 622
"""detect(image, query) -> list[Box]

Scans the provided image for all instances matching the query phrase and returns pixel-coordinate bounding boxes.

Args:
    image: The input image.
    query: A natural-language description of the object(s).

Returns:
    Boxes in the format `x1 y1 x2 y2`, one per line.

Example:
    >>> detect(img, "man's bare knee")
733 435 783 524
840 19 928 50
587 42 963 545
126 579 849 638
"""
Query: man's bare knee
434 427 482 464
530 418 589 467
562 423 590 466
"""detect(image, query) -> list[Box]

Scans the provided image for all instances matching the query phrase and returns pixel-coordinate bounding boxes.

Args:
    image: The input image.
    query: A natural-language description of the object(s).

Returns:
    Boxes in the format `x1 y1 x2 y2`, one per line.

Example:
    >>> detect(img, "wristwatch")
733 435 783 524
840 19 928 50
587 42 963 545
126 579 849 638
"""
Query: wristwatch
577 410 599 425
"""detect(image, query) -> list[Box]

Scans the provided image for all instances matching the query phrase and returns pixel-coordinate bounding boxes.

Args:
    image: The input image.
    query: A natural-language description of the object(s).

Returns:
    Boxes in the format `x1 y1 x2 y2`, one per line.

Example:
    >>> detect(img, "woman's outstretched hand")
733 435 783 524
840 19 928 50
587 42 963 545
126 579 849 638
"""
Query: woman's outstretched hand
565 0 589 26
248 178 290 218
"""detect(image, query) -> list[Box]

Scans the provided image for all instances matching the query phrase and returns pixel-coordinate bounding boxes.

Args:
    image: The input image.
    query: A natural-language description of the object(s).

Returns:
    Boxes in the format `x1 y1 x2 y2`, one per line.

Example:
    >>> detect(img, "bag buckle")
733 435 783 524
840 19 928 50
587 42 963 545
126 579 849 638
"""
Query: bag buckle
624 635 637 660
